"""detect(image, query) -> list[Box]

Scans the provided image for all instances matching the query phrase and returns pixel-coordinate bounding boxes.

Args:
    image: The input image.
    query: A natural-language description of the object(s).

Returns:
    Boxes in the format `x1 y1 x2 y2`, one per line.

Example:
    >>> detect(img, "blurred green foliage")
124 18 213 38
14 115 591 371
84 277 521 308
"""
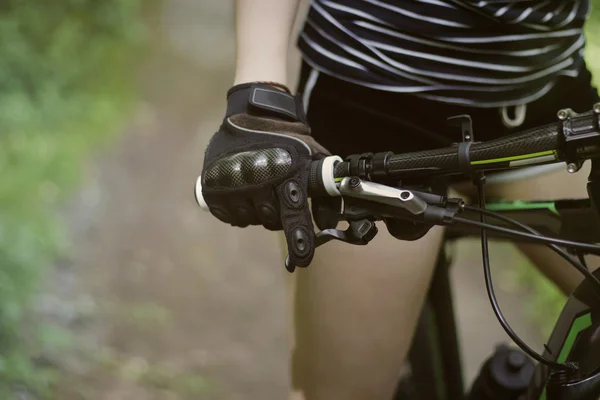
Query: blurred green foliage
0 0 146 397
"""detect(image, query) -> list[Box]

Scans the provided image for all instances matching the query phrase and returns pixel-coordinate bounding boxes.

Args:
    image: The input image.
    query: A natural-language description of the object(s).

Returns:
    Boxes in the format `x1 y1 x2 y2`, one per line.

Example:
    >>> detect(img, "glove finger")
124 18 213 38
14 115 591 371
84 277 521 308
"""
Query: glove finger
275 175 315 269
229 199 259 227
205 191 257 228
204 194 233 225
253 190 282 231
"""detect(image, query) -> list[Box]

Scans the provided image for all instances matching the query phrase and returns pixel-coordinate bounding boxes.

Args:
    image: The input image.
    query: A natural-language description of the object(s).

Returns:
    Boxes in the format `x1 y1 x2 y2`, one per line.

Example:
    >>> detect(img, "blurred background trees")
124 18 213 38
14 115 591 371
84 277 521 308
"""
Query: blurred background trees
0 0 146 397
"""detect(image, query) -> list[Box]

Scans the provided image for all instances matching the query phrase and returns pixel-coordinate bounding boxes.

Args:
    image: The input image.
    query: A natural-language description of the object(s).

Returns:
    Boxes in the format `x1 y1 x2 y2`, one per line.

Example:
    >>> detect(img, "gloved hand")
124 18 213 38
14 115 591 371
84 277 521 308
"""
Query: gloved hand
199 82 329 270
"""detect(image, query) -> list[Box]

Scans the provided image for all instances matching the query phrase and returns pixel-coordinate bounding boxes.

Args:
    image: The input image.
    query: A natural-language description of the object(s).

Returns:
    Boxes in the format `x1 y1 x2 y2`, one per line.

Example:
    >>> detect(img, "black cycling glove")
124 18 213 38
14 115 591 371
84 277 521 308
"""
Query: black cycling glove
199 82 329 270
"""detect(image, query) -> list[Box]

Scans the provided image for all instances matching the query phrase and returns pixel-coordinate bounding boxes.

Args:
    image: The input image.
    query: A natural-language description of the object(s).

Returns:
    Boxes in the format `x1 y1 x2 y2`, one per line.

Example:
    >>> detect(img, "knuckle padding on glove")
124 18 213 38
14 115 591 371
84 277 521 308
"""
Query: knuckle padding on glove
204 148 293 189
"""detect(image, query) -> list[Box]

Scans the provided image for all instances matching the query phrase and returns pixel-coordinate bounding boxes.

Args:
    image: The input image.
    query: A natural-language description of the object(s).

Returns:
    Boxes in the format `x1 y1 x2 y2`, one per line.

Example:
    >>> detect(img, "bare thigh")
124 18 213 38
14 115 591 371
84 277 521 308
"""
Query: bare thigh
287 224 444 400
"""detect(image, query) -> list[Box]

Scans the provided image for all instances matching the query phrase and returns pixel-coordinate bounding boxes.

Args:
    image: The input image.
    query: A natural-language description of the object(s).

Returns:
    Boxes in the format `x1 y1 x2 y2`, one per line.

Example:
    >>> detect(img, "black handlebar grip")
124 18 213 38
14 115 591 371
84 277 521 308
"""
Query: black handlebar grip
469 122 561 163
308 158 325 196
307 156 344 197
334 161 349 179
386 146 459 176
304 122 563 192
384 122 562 179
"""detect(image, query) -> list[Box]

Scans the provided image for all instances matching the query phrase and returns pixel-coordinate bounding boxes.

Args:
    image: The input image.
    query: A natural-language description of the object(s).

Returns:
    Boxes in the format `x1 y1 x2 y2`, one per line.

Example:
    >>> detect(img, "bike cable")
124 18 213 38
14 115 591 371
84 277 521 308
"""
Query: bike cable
578 253 589 271
462 205 600 295
469 178 575 372
453 218 600 256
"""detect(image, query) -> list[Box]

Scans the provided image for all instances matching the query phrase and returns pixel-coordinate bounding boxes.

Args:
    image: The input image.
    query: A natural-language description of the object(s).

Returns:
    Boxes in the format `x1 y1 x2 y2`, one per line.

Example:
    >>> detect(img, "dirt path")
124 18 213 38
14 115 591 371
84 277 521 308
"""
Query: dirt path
48 1 546 399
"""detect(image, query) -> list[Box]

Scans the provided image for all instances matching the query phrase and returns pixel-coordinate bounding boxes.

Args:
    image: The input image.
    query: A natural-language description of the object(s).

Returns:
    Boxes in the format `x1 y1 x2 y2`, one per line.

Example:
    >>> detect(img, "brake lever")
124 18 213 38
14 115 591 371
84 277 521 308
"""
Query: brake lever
284 178 461 272
316 219 379 247
285 219 378 272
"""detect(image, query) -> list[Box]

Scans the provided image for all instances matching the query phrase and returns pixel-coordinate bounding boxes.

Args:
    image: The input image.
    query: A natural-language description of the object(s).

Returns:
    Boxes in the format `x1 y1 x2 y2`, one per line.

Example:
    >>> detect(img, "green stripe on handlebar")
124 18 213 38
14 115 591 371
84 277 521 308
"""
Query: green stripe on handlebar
471 150 557 165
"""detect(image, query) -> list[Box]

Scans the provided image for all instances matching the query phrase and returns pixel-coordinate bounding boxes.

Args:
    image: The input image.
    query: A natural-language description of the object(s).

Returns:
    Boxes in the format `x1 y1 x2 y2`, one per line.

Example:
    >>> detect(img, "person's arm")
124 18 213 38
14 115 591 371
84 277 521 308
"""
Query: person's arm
233 0 301 88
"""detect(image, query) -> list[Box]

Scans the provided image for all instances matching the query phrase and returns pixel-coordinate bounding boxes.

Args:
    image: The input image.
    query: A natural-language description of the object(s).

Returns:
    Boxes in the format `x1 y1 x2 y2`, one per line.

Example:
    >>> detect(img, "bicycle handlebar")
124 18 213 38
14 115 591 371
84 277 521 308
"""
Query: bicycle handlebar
330 121 561 181
196 105 600 210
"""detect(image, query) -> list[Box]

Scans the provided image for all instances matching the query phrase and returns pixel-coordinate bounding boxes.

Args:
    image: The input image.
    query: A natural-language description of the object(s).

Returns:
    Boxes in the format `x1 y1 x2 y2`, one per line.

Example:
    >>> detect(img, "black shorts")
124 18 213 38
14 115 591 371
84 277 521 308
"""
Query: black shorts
296 60 600 158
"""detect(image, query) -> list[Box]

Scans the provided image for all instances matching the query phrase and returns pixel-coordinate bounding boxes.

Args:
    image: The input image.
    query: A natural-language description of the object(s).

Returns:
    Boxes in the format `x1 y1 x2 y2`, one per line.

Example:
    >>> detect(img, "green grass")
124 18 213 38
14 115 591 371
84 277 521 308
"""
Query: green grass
0 0 147 397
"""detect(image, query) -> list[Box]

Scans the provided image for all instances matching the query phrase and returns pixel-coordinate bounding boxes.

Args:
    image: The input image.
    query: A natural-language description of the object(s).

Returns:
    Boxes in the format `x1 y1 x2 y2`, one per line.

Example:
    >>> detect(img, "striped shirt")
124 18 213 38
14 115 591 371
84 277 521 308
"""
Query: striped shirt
297 0 590 108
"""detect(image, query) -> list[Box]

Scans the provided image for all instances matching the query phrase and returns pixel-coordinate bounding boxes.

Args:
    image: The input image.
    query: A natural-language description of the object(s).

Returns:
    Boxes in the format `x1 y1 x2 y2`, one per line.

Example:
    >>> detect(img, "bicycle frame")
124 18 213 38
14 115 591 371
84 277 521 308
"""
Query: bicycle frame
400 243 463 400
398 193 600 400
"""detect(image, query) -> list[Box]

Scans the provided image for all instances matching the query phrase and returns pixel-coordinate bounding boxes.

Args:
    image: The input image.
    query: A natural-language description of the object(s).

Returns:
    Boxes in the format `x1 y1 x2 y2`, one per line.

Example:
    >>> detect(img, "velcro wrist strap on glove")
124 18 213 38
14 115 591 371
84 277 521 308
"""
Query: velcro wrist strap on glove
225 83 307 123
